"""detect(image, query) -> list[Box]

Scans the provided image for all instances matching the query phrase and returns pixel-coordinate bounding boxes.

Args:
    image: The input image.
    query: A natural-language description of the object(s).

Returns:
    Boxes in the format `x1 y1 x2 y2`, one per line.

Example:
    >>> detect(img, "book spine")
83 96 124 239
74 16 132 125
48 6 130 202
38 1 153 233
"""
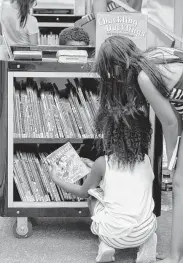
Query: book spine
68 95 85 138
70 90 88 138
40 153 61 201
49 94 64 138
27 152 45 202
17 152 36 202
62 99 78 138
47 93 59 138
23 153 42 202
54 94 68 137
35 157 51 201
14 157 32 202
85 90 97 118
59 98 75 138
31 153 50 202
15 91 22 138
27 88 36 138
65 99 81 138
33 89 44 138
79 104 93 138
37 98 46 138
41 92 54 138
21 92 29 138
39 97 50 138
13 171 26 201
89 91 99 115
13 87 18 138
39 153 55 201
77 87 94 136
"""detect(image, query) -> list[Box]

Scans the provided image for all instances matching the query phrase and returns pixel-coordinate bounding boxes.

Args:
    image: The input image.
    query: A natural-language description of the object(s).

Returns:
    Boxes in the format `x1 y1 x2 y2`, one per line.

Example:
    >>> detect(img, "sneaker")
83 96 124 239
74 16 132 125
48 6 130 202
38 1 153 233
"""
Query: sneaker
96 241 115 262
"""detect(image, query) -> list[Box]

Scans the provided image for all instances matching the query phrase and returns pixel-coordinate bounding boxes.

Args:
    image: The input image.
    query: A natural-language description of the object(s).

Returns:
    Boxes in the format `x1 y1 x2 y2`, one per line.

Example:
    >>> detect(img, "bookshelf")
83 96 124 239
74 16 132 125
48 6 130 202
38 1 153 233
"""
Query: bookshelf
32 0 86 45
0 60 163 238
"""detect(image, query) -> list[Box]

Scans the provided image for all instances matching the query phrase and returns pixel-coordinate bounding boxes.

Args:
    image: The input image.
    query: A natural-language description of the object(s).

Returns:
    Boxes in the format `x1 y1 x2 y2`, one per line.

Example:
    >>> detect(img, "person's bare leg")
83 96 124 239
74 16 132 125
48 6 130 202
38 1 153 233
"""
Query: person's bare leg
88 196 115 262
157 134 183 263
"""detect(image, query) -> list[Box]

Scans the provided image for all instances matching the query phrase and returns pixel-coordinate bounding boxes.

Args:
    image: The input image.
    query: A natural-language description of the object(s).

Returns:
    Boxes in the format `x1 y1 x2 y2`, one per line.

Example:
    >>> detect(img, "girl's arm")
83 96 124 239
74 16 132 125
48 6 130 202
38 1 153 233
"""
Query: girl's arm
49 156 105 198
138 71 179 163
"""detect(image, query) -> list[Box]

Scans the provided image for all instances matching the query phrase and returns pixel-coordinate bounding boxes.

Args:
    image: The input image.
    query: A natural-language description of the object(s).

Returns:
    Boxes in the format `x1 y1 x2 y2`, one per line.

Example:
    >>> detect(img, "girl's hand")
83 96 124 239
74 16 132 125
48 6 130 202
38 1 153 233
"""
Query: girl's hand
49 163 60 183
81 158 94 169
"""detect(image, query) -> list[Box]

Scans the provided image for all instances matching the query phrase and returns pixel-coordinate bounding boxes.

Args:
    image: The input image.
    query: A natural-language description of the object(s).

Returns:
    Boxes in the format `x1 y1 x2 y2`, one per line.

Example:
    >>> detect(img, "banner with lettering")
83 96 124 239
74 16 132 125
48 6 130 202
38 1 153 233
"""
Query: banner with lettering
96 12 147 55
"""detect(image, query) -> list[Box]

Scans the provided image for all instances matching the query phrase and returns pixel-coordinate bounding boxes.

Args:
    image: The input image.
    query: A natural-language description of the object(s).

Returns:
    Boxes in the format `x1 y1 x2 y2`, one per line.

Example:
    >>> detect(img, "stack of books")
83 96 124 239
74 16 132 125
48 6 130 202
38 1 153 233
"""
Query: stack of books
14 143 90 202
13 79 99 139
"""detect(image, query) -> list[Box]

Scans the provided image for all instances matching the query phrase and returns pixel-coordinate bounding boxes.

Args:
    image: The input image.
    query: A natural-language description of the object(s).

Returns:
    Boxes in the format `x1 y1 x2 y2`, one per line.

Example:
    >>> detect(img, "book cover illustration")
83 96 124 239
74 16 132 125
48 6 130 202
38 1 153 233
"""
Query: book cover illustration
96 12 147 55
46 142 90 183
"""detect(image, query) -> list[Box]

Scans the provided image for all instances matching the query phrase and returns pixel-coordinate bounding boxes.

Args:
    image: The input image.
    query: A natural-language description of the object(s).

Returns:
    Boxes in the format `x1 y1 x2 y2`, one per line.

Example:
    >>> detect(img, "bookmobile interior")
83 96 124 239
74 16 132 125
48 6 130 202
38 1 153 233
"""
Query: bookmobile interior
0 0 163 238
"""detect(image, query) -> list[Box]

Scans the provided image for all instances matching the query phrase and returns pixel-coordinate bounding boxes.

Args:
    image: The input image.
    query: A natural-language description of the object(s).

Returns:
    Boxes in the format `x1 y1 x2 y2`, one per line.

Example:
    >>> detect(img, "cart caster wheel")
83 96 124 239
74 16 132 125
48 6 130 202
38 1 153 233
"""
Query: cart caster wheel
28 217 37 226
13 220 33 238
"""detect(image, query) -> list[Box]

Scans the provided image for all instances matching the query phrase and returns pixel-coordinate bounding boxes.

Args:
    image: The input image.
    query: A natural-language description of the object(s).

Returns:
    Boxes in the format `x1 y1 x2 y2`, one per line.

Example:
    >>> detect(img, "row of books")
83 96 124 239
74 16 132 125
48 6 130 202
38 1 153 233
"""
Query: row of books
39 34 59 46
14 80 99 139
14 151 86 202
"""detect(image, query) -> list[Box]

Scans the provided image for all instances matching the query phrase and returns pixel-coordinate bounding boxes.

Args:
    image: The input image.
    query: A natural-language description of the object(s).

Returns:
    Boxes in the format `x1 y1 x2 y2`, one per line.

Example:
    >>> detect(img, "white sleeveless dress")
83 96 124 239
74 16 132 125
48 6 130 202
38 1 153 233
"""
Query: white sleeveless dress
90 155 157 249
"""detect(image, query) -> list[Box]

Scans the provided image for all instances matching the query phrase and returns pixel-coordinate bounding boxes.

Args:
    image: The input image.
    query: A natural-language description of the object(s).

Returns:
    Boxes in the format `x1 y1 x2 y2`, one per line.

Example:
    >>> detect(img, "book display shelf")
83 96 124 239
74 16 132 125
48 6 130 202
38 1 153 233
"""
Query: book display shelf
0 60 163 239
32 0 86 45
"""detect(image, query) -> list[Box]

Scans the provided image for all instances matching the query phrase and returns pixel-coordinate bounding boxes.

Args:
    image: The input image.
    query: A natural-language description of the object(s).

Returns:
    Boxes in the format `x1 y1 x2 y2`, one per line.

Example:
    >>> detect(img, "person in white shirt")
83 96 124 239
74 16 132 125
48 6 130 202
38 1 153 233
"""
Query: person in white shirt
1 0 39 46
49 38 157 261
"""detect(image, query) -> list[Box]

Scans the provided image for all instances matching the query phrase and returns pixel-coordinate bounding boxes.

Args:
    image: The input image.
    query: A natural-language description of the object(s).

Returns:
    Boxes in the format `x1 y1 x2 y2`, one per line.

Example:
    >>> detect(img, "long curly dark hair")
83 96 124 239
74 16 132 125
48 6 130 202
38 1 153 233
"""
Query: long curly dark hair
93 36 160 168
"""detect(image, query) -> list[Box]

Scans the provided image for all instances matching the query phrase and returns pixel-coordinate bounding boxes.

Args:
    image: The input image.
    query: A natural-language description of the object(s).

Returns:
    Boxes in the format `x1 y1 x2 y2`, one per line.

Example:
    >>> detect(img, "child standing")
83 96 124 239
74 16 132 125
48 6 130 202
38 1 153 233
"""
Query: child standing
50 70 157 262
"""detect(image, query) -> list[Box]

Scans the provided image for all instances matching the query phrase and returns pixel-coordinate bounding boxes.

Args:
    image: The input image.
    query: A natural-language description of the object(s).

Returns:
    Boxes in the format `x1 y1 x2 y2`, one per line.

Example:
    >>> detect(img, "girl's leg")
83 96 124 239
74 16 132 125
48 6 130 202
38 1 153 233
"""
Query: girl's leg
87 196 97 216
157 134 183 263
170 133 183 262
136 232 157 263
88 197 115 262
96 240 115 263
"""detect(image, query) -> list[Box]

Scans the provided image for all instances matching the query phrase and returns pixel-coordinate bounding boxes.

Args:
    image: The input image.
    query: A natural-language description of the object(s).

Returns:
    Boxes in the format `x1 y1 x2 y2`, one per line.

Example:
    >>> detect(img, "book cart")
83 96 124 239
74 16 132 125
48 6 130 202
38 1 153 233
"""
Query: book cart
0 58 163 238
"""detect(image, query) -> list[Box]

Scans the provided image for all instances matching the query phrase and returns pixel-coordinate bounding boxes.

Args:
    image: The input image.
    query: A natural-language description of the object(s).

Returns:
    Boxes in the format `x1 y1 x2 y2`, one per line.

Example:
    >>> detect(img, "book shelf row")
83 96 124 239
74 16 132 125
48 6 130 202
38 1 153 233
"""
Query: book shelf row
39 34 60 46
14 151 86 203
14 79 99 139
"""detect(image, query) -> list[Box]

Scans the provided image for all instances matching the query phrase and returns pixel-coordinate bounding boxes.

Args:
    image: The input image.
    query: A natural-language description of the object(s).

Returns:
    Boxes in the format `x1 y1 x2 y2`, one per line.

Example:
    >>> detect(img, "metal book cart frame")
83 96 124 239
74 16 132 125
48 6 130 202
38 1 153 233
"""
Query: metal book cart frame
0 60 163 238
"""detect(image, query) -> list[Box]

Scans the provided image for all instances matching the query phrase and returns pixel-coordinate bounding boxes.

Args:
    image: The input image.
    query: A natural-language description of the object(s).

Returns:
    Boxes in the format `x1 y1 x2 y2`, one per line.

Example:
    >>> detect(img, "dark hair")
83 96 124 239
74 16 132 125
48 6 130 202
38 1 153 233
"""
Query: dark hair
59 27 90 45
94 36 167 167
14 0 35 27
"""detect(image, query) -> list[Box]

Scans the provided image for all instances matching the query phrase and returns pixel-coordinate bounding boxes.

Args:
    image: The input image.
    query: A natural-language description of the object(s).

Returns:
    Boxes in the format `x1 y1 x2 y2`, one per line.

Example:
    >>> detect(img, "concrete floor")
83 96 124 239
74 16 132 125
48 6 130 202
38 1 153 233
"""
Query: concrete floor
0 192 172 263
0 211 172 263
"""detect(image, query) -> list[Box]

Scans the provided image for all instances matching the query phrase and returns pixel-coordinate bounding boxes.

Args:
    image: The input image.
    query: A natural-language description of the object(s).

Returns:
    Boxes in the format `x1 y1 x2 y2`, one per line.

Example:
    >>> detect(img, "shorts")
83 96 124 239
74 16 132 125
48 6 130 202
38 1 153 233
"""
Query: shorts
91 200 157 249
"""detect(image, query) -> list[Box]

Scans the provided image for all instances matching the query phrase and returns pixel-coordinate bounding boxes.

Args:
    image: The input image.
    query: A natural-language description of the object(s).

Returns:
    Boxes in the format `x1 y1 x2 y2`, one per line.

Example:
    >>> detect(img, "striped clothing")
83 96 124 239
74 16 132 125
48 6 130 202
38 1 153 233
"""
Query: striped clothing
91 200 157 249
90 155 157 249
170 72 183 115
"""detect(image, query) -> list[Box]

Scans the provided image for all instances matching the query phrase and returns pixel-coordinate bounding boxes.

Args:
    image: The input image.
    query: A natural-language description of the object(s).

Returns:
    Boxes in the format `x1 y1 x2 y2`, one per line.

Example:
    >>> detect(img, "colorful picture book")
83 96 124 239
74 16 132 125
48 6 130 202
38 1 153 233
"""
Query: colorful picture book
46 142 90 183
96 12 148 55
13 150 86 202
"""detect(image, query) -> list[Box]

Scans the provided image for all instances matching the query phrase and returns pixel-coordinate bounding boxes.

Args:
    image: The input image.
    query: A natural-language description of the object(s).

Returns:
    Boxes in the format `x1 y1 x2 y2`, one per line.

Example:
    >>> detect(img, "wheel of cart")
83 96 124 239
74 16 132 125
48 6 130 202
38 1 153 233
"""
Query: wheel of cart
13 217 33 238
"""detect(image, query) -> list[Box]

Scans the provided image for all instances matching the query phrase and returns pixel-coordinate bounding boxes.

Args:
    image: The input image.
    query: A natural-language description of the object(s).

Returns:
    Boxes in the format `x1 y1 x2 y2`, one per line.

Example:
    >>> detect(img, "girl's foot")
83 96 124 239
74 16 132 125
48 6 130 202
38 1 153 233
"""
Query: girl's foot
96 241 115 262
136 233 157 263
